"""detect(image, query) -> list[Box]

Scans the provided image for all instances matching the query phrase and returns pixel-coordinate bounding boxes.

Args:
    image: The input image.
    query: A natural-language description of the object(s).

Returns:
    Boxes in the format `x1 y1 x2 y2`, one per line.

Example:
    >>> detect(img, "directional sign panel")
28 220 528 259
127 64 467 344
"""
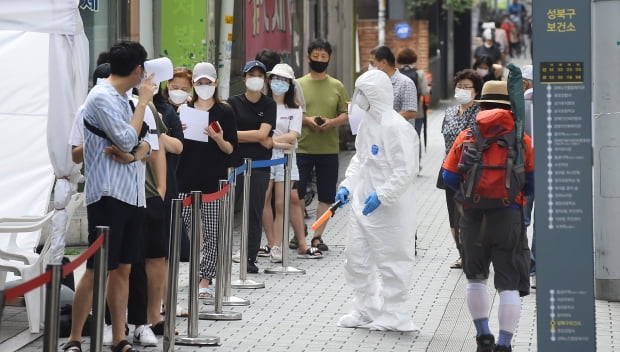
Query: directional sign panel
533 1 595 351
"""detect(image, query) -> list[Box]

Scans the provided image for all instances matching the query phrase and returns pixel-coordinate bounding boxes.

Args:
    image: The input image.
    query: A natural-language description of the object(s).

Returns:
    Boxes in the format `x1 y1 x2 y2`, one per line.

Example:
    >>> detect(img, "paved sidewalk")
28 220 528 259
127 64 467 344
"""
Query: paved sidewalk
3 96 620 352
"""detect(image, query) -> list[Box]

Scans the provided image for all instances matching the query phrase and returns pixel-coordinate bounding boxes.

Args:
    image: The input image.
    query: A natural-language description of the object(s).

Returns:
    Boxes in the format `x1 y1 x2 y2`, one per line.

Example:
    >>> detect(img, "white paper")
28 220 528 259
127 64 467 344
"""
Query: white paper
144 57 173 83
179 105 210 142
347 102 364 135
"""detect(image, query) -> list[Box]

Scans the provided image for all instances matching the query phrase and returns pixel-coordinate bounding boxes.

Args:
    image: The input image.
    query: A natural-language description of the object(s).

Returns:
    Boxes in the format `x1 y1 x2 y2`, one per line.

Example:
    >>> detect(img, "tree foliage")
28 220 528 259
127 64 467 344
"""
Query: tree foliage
407 0 474 16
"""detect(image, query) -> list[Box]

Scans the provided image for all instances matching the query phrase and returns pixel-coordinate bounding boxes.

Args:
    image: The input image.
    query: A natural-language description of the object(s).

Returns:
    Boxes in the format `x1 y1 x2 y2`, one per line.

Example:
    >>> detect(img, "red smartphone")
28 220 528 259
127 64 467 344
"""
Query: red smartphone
209 121 221 133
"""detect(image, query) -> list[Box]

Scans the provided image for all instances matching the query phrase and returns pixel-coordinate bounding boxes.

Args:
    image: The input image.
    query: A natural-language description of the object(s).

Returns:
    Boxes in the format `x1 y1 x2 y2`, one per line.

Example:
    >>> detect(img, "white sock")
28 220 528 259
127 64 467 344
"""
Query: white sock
466 282 490 320
498 290 521 334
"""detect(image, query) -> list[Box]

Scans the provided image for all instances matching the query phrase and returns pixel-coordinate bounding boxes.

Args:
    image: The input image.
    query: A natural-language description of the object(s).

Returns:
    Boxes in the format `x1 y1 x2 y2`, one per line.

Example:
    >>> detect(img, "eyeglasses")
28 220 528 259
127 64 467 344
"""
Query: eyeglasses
456 85 474 89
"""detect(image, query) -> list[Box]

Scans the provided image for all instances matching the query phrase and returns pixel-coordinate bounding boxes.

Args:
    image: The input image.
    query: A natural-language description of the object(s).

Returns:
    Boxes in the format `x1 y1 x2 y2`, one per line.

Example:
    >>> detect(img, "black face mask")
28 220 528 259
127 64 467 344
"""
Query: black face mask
309 59 329 73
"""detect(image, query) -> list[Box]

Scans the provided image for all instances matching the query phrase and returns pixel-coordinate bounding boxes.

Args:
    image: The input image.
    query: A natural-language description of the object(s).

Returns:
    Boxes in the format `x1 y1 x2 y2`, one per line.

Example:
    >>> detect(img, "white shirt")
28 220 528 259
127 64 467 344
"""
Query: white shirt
273 104 302 149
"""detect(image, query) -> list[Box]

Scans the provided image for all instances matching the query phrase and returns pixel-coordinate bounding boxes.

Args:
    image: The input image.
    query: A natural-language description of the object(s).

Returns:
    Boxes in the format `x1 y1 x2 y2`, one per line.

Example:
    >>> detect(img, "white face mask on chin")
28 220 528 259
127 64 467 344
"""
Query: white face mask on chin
245 77 264 92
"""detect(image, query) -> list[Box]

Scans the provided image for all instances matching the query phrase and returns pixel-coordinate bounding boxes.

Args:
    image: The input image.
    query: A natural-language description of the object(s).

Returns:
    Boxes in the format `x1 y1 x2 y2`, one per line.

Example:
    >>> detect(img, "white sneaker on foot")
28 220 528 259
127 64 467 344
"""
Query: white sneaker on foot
270 246 282 263
134 324 158 346
232 250 241 263
102 324 113 346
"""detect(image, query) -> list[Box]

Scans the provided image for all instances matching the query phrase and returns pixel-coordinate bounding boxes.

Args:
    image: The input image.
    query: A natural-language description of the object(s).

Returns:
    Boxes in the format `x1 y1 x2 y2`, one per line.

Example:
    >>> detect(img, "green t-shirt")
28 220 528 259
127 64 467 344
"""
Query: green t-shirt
145 103 168 199
296 74 349 154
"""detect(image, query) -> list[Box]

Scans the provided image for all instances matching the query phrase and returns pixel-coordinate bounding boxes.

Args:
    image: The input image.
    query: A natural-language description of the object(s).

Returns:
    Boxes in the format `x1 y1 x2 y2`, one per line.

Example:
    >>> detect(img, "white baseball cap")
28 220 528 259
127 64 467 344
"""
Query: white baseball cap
267 63 295 80
192 62 217 82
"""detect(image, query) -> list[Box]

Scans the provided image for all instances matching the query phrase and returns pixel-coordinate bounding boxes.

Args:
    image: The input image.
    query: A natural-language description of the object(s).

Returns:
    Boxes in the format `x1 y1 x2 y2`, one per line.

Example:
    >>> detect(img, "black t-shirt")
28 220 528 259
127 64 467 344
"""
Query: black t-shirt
154 100 184 200
474 44 502 65
227 93 276 167
176 102 238 194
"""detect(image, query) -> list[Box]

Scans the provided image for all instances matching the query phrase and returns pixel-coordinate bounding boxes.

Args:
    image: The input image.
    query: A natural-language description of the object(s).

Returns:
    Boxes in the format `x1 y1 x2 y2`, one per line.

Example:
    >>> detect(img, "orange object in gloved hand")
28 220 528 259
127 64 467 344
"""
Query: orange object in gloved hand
311 200 343 230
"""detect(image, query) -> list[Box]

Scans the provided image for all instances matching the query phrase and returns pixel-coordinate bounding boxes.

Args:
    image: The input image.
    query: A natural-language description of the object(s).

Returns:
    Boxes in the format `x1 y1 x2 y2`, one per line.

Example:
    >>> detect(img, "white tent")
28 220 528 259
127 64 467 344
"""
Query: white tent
0 0 89 263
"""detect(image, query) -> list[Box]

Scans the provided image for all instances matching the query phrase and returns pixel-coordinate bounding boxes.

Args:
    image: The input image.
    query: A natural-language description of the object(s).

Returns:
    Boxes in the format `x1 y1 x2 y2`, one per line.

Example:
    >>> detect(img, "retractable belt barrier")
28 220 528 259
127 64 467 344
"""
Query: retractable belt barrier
1 227 109 352
0 156 290 350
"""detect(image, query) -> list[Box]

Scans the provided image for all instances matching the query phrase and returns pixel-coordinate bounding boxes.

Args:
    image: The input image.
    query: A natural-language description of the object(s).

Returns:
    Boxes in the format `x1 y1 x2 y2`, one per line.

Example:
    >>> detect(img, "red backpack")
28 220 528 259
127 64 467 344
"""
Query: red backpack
455 109 526 208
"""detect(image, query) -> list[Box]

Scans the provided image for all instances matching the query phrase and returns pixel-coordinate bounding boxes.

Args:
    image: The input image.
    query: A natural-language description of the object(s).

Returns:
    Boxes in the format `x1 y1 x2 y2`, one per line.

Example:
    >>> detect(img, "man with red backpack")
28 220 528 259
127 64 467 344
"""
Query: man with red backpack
442 80 534 352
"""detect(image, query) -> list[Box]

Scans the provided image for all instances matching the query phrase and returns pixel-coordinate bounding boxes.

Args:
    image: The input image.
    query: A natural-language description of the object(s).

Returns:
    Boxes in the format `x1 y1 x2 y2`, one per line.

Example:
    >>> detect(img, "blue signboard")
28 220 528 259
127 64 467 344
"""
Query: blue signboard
394 22 411 39
533 1 595 351
79 0 99 12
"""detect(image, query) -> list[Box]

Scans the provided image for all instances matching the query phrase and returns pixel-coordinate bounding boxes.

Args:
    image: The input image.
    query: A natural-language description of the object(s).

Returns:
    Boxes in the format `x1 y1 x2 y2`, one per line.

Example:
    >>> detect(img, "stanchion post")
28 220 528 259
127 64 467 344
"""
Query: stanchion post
43 264 62 352
200 180 243 320
164 199 182 352
265 151 305 275
0 290 4 324
239 158 251 277
92 226 109 352
205 170 251 306
176 192 219 346
0 291 5 323
231 159 265 289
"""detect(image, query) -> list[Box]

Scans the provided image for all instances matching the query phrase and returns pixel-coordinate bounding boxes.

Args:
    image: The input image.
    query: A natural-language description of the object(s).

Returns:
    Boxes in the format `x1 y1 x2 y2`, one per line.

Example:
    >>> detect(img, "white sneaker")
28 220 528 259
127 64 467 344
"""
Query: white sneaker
102 324 113 346
232 250 241 263
134 324 158 346
270 246 282 263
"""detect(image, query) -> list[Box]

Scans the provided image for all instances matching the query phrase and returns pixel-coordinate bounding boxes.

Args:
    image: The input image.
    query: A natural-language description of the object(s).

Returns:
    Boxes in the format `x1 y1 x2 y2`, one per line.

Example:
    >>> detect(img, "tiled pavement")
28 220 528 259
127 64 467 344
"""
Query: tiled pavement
3 93 620 352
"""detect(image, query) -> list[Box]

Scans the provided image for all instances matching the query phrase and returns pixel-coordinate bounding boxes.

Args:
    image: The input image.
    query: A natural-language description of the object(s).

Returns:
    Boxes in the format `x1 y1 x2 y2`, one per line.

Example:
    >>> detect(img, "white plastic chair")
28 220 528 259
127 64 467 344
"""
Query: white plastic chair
0 192 84 333
0 234 52 333
0 211 54 265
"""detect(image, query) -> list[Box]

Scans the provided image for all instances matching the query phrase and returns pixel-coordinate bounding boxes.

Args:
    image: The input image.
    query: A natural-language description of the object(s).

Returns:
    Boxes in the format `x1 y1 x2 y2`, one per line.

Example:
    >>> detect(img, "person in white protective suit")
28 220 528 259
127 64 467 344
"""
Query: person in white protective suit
336 70 420 331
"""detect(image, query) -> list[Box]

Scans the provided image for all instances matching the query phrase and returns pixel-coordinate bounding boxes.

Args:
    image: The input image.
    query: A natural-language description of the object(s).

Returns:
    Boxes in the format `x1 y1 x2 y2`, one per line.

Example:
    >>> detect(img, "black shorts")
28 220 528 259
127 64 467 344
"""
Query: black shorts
144 196 168 259
86 197 145 270
296 153 338 204
458 207 531 296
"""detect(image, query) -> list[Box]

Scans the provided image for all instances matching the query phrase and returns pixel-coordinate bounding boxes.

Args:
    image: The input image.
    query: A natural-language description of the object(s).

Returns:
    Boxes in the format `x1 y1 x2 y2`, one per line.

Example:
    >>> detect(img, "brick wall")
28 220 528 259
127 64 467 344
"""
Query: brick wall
358 20 429 72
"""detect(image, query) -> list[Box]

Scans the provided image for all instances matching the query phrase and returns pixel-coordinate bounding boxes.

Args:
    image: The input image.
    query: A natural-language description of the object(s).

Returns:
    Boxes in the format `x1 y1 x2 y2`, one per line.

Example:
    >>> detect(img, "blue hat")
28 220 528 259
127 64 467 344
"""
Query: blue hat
243 60 267 74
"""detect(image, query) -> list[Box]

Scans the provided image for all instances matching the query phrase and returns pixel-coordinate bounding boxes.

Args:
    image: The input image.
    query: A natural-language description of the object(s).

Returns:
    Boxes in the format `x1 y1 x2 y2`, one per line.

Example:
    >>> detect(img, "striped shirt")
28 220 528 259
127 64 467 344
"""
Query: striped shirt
390 70 418 113
82 80 148 207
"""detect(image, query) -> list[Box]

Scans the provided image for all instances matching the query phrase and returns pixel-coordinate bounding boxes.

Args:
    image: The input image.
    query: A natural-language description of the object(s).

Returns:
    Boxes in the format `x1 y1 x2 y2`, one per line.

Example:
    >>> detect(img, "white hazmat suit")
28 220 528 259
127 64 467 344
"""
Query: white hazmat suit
338 70 419 331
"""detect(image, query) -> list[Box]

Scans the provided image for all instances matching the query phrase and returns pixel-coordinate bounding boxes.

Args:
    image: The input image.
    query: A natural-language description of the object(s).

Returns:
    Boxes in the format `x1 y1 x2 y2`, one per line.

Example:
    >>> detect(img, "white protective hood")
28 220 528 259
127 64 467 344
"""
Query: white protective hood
341 70 419 212
0 0 89 264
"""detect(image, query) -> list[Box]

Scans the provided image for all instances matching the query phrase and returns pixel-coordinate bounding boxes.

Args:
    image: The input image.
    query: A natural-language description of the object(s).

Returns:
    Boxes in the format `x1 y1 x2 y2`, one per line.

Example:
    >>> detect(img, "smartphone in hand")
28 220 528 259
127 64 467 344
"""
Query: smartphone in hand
314 116 325 126
209 121 222 133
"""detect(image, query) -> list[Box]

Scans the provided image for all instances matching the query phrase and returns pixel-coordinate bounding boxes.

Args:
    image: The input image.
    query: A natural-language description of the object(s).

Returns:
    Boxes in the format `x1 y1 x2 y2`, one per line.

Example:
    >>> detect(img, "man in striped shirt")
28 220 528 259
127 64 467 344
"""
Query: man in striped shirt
65 41 156 352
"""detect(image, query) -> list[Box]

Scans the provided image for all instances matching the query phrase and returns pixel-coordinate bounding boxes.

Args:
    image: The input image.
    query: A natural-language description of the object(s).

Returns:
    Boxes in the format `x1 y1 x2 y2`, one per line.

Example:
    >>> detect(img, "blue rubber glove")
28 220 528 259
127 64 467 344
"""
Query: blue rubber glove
335 187 350 208
362 192 381 216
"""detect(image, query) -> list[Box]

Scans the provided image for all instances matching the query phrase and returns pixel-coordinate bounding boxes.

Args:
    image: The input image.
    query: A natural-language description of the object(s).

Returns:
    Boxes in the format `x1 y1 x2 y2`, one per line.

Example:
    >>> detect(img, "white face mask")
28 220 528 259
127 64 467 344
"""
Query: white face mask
454 88 473 105
245 76 264 92
168 89 189 105
194 85 216 100
476 68 489 77
368 63 377 71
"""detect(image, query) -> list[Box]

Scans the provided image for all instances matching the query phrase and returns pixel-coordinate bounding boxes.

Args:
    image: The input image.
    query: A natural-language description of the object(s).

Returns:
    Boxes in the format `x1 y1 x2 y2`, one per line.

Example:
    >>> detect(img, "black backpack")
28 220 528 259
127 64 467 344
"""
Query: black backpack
399 65 421 100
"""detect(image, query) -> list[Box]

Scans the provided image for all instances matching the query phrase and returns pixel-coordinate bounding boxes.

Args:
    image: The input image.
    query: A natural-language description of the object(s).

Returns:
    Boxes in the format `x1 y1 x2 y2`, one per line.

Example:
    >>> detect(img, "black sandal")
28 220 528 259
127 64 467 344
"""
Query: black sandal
112 339 138 352
311 236 329 251
257 245 271 257
63 341 82 352
289 237 298 249
297 247 323 259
